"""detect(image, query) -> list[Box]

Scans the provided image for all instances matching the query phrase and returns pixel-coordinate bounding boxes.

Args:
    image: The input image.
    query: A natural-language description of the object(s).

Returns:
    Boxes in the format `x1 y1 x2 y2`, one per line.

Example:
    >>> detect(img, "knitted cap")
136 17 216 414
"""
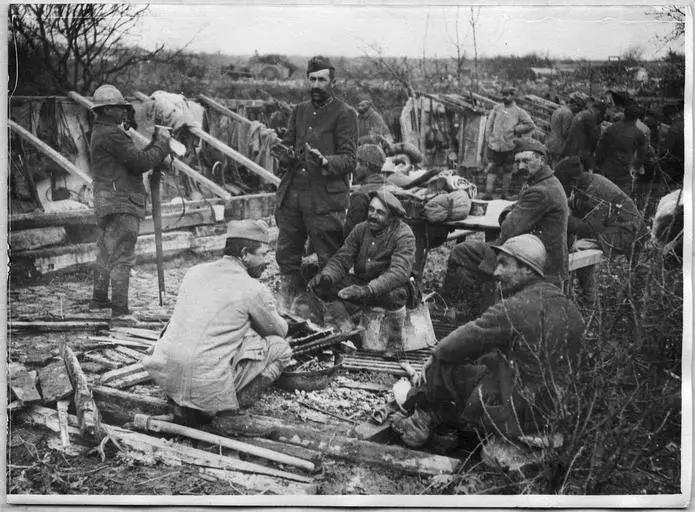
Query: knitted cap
226 219 270 244
357 144 386 170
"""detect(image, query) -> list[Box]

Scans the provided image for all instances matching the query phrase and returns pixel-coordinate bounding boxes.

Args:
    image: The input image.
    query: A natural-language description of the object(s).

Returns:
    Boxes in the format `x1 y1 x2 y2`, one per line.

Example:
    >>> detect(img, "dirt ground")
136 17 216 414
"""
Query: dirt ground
7 244 478 496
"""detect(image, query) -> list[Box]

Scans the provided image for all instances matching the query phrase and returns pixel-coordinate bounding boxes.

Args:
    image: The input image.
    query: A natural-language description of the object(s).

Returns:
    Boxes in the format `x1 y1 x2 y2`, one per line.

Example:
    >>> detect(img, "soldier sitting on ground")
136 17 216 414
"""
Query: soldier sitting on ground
392 234 585 450
307 191 416 358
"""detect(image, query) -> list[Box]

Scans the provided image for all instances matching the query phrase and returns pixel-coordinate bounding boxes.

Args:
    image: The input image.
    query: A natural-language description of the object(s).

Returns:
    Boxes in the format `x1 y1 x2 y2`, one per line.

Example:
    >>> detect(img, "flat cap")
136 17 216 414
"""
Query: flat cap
226 219 270 244
369 190 406 218
307 55 334 74
513 137 548 157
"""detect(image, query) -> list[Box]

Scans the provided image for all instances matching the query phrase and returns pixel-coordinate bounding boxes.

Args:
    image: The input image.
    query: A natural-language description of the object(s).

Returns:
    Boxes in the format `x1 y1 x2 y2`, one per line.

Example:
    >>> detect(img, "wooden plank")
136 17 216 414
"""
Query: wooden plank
112 346 146 360
109 327 160 340
88 336 152 349
68 91 231 200
37 360 74 403
93 386 168 424
83 353 121 370
133 414 316 472
99 362 145 385
569 249 603 272
9 363 42 403
188 126 280 186
101 348 137 365
213 413 460 476
22 406 315 494
10 227 67 251
9 120 93 186
60 343 106 442
56 400 71 448
105 370 152 390
337 380 391 393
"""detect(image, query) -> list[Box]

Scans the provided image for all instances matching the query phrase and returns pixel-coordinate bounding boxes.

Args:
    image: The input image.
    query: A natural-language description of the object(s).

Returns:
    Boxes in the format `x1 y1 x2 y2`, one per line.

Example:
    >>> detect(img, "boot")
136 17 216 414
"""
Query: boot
235 362 282 408
481 172 497 200
576 266 598 305
501 173 516 200
111 265 138 325
391 406 437 448
324 300 354 333
89 265 111 310
278 273 303 313
383 306 406 360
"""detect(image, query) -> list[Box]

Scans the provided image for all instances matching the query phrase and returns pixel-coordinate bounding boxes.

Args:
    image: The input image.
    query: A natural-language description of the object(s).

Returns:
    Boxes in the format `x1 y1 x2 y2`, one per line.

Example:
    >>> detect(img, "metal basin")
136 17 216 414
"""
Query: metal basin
275 354 344 391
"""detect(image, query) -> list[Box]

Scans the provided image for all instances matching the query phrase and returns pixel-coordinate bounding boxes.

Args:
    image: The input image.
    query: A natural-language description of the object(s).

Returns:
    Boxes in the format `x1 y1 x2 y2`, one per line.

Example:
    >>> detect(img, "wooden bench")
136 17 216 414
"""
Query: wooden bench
446 228 475 242
566 248 604 296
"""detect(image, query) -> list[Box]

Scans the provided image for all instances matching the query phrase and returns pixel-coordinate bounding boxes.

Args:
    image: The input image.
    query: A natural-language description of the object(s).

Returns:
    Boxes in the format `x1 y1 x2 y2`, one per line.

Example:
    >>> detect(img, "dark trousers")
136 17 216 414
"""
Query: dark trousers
320 274 409 312
94 213 140 315
441 240 498 316
275 187 345 275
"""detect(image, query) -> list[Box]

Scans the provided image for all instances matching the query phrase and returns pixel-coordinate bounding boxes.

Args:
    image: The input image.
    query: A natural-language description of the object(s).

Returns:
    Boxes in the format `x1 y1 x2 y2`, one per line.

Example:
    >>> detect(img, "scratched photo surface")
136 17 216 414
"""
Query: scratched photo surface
5 2 690 508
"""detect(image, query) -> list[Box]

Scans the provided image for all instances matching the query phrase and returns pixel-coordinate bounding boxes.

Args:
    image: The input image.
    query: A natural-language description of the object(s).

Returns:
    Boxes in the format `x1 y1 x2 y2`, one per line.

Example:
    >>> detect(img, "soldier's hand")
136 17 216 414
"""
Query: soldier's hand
308 274 332 292
305 143 328 167
155 127 172 144
338 284 370 301
412 355 433 387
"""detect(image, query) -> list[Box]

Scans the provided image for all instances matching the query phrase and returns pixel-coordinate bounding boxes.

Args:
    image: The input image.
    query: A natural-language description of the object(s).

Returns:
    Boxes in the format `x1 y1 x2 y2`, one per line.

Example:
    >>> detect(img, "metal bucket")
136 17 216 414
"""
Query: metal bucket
275 354 344 391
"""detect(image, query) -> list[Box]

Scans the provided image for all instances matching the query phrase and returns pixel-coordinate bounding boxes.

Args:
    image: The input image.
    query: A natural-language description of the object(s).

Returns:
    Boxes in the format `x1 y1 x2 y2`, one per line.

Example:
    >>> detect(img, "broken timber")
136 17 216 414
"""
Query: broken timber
133 414 316 473
9 119 93 186
214 413 460 476
98 362 151 389
67 91 231 200
37 360 74 403
60 343 106 442
9 362 42 404
9 320 164 332
22 406 315 494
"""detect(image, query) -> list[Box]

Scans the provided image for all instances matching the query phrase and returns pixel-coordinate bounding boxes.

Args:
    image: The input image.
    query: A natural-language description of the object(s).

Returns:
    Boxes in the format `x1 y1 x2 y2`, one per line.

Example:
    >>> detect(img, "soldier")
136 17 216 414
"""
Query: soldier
275 56 358 310
88 84 171 324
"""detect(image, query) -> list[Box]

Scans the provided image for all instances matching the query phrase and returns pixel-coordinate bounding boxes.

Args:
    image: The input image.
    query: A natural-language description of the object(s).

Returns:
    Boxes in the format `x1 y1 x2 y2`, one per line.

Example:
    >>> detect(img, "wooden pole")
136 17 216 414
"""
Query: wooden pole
136 91 280 186
133 414 316 473
187 126 281 186
9 120 93 186
66 91 232 200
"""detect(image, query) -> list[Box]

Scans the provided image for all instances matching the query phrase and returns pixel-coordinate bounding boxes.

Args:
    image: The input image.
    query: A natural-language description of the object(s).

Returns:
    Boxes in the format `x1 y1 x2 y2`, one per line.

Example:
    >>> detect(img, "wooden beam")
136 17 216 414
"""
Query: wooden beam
22 406 316 494
213 413 460 476
9 119 93 186
569 249 603 272
9 363 42 404
60 343 106 442
38 360 74 403
133 414 316 473
67 91 231 200
188 126 280 186
92 386 169 423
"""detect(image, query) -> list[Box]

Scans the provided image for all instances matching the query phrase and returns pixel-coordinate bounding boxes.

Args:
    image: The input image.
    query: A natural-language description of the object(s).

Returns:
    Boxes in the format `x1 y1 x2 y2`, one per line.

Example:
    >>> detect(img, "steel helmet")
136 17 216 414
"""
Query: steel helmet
91 84 131 110
492 234 546 277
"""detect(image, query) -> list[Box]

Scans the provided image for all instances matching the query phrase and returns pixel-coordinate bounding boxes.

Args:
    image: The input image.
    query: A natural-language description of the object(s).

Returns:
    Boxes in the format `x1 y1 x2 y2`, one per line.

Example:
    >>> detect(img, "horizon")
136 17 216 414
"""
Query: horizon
125 4 686 62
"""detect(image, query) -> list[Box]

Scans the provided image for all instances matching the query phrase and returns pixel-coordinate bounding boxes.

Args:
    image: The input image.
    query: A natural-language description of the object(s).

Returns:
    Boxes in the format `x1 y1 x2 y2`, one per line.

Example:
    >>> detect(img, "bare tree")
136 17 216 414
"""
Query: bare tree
469 7 481 92
654 6 686 44
445 6 467 82
9 4 171 93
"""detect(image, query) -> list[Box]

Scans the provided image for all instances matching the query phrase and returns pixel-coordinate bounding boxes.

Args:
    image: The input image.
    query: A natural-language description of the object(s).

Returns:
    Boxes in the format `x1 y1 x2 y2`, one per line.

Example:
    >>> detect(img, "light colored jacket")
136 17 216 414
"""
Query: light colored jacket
485 103 536 152
143 257 287 413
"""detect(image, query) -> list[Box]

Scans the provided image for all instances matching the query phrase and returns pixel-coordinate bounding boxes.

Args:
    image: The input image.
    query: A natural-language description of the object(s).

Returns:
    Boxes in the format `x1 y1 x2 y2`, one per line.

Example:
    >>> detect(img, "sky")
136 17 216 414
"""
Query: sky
126 3 687 61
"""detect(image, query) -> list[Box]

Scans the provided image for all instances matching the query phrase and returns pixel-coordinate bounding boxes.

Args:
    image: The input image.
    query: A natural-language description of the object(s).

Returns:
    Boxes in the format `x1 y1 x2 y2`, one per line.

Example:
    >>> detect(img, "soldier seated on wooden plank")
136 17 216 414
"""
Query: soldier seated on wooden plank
142 220 292 427
392 234 585 450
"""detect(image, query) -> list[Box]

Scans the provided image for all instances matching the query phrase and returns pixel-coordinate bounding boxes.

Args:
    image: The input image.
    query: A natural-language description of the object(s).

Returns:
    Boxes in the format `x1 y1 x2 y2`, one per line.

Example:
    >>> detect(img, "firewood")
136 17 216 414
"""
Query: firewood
60 343 105 442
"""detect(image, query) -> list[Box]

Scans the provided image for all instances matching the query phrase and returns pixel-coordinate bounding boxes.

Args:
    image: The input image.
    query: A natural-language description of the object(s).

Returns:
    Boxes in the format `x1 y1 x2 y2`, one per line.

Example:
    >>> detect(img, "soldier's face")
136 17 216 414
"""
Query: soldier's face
367 197 391 232
102 105 128 124
357 100 371 114
514 151 544 178
493 253 533 294
307 69 333 102
242 245 269 278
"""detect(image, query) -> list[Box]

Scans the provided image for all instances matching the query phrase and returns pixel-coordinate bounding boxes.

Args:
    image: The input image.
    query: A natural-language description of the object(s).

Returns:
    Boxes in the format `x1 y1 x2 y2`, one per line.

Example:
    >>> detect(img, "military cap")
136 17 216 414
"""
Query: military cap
369 190 406 218
554 156 584 192
226 219 270 244
307 56 334 74
513 138 548 158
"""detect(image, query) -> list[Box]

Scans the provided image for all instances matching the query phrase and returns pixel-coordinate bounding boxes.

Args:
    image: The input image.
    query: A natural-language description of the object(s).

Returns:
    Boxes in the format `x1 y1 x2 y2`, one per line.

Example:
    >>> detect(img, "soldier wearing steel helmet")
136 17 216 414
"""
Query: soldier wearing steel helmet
391 234 585 449
88 84 171 324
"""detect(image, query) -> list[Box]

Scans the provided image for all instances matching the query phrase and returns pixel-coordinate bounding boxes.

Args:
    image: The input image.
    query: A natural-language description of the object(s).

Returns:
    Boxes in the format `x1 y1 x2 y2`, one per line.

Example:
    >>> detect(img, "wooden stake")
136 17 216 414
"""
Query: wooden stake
56 400 71 448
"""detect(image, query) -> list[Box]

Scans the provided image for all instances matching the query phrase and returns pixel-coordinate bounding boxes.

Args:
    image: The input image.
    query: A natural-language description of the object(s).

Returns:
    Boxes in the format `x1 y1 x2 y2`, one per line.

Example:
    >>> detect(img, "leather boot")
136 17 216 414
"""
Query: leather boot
383 306 406 360
501 173 516 200
111 265 137 324
89 265 111 310
481 172 497 200
278 273 303 313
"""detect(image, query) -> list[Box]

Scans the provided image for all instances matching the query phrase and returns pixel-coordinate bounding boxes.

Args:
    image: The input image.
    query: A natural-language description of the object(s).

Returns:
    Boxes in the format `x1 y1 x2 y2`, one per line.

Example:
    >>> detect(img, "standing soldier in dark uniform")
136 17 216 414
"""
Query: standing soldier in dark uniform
274 56 358 310
89 84 171 324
